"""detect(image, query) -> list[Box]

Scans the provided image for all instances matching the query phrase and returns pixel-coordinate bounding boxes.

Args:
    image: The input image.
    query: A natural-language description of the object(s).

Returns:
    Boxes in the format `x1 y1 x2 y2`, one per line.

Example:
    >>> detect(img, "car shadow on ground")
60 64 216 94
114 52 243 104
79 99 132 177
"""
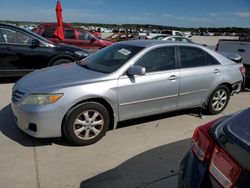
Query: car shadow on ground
80 138 191 188
117 107 203 129
0 104 201 147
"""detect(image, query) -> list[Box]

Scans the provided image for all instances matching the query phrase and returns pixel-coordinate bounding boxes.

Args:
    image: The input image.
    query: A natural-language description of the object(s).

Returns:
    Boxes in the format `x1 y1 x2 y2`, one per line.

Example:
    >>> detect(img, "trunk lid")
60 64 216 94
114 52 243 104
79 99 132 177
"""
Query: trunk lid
211 108 250 170
219 52 242 63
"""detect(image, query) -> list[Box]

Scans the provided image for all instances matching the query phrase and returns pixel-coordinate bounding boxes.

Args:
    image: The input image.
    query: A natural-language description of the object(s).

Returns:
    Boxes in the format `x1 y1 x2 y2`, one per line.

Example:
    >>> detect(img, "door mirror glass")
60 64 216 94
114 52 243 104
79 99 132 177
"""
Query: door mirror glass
127 66 146 76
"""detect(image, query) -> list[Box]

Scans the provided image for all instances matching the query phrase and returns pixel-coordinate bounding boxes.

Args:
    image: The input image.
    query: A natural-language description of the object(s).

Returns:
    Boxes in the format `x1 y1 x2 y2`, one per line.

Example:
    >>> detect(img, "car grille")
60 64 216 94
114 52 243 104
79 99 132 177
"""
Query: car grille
12 89 26 103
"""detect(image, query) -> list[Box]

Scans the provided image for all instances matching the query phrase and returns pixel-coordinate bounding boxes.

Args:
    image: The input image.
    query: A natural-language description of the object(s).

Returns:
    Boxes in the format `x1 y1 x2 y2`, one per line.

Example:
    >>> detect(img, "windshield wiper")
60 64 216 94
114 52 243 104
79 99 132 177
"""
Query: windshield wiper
76 61 91 70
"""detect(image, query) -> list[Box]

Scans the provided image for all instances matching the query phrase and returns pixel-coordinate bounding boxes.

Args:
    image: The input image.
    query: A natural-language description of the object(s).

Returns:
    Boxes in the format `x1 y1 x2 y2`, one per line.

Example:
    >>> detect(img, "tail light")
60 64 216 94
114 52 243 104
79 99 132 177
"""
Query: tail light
192 119 218 161
209 146 242 188
240 66 246 74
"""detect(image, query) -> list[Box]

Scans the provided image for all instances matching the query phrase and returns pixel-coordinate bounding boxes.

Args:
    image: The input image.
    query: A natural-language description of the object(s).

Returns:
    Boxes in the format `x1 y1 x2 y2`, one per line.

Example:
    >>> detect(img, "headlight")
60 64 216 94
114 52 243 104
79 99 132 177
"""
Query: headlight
74 51 89 57
21 94 63 105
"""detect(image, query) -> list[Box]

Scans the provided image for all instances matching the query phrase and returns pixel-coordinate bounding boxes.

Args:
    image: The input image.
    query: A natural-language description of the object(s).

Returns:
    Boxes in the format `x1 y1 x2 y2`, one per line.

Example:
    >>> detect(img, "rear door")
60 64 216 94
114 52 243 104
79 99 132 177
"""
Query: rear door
118 46 180 121
63 28 77 46
177 46 221 109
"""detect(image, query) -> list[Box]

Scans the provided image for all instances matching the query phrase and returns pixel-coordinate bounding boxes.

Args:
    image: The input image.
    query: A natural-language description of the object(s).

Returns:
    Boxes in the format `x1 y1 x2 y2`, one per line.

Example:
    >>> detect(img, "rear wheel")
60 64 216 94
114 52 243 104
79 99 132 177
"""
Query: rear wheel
63 102 110 146
207 85 230 115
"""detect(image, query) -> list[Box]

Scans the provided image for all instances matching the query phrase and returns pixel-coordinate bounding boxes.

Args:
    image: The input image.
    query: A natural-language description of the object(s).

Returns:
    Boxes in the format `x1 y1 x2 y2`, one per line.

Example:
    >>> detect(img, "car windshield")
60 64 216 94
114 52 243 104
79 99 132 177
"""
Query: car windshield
78 44 144 73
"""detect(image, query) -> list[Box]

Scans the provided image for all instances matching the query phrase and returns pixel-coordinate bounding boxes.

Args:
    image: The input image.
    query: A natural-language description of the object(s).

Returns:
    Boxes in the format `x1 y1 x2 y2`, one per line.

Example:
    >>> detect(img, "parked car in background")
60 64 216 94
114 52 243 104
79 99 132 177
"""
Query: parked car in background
105 32 134 42
141 30 186 40
161 30 185 37
178 108 250 188
216 38 250 88
34 23 113 53
161 36 193 42
150 35 208 47
183 31 192 38
149 35 168 40
0 23 89 77
11 40 244 146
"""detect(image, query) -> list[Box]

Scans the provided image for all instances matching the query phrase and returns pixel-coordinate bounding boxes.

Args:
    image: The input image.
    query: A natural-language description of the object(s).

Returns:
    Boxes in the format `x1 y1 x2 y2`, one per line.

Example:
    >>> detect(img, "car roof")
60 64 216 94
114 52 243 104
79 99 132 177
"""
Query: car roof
118 39 198 48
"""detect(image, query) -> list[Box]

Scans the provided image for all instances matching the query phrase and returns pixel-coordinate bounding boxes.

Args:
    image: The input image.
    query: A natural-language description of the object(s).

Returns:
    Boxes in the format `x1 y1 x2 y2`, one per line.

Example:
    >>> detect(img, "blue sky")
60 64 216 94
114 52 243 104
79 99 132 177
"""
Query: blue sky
0 0 249 27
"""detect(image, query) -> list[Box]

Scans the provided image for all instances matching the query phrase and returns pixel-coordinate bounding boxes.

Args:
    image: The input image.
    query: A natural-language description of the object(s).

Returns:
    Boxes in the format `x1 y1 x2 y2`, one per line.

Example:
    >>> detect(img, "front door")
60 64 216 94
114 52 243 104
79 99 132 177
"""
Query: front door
118 46 180 121
0 27 49 76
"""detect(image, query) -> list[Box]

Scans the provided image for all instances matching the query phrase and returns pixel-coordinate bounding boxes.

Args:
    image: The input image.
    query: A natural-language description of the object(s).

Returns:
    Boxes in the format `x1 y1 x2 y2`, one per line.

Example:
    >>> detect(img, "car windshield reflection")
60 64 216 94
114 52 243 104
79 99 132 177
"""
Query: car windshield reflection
78 44 144 73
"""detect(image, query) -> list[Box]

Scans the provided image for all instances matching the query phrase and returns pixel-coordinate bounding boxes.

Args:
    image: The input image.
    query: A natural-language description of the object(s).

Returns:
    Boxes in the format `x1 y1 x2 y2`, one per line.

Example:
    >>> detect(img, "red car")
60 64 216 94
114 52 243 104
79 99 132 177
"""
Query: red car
34 23 113 53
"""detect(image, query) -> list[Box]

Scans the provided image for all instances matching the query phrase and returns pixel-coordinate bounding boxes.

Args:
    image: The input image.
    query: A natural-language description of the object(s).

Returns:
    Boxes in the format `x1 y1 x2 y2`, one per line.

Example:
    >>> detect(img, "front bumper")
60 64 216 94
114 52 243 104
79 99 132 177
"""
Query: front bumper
11 101 66 138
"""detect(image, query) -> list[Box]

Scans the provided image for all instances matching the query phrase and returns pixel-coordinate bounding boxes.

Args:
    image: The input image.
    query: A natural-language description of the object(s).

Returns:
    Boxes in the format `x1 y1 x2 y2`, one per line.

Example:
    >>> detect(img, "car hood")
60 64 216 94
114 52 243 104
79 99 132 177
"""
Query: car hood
16 63 108 92
219 52 242 63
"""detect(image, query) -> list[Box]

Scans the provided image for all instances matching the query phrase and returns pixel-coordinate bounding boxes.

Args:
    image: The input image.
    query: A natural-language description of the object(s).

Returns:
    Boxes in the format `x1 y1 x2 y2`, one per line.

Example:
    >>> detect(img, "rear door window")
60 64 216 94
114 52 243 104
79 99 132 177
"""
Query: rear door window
205 52 220 65
179 46 206 68
79 30 93 40
64 29 75 39
42 29 55 38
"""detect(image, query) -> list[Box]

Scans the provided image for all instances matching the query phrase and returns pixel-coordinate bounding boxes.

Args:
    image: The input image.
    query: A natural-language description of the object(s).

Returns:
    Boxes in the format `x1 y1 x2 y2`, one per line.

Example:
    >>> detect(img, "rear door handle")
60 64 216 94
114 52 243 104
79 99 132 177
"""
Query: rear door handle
168 75 178 80
213 69 220 73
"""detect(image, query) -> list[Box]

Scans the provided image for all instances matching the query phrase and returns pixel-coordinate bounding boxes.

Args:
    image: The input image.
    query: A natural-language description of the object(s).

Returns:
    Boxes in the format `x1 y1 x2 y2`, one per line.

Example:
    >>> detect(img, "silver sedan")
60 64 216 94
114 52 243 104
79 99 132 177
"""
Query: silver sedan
11 40 244 145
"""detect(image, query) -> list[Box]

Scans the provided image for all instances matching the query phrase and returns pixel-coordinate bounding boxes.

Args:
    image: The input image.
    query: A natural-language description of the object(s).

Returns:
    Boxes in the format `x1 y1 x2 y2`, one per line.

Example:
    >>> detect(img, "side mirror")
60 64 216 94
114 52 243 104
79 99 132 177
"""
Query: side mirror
30 39 40 47
90 37 96 43
127 66 146 76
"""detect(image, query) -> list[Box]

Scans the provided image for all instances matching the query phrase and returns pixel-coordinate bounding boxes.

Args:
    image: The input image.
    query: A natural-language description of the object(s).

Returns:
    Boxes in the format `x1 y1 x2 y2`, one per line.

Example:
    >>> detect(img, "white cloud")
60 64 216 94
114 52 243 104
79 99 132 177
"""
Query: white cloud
162 13 212 22
209 13 217 17
236 11 250 18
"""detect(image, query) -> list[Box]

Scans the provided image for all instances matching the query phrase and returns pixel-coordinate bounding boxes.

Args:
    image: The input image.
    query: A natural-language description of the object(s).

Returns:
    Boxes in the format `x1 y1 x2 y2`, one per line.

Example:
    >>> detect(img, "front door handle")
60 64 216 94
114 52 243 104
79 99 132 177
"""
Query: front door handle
168 75 178 80
213 69 220 73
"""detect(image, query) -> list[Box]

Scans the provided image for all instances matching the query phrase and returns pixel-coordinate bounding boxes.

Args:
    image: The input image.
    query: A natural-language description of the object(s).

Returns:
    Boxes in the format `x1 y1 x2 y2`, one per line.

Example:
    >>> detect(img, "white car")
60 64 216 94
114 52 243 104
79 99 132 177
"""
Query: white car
161 36 193 42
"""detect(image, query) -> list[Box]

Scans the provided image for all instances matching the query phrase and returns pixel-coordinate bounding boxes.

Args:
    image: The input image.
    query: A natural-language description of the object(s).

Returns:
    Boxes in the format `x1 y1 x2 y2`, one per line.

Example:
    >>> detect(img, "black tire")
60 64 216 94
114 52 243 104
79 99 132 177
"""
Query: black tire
207 85 230 115
51 58 72 66
63 102 110 146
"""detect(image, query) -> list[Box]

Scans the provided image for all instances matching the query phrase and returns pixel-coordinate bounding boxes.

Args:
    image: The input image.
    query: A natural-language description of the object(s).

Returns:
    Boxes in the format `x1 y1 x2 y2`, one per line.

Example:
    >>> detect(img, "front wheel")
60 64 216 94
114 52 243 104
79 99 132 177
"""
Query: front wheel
207 85 230 115
63 102 110 146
